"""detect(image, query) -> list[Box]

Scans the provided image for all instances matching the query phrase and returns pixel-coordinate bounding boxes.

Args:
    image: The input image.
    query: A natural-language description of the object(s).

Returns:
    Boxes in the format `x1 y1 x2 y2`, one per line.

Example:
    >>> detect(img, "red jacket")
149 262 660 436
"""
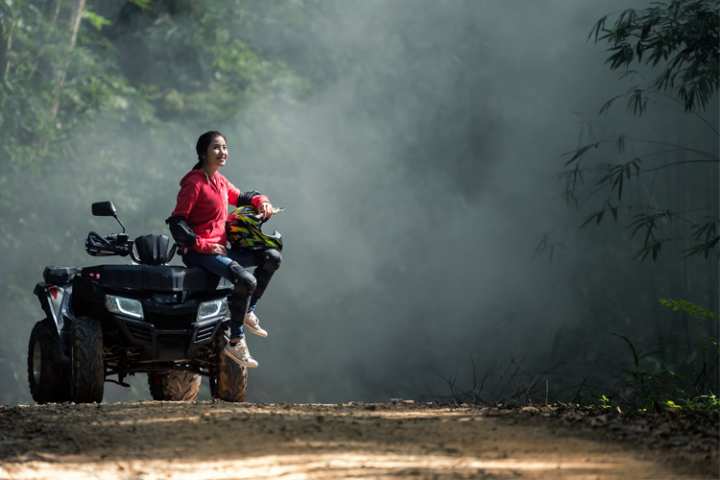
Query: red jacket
171 169 267 254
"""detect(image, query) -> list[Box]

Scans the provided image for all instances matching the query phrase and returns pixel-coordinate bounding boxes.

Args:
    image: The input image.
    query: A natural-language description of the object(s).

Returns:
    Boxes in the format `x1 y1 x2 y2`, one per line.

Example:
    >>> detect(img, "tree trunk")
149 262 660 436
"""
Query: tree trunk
49 0 64 28
49 0 86 120
0 17 17 85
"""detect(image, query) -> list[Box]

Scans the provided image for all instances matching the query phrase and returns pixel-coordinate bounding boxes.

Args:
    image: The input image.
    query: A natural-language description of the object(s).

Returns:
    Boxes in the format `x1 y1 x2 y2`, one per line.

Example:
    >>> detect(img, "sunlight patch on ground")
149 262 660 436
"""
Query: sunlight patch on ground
0 451 627 480
90 414 202 427
87 404 476 427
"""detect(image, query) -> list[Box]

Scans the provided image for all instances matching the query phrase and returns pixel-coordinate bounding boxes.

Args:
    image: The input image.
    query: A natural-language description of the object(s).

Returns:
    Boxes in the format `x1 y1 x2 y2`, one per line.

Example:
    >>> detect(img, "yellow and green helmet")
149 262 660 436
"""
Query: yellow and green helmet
227 206 283 251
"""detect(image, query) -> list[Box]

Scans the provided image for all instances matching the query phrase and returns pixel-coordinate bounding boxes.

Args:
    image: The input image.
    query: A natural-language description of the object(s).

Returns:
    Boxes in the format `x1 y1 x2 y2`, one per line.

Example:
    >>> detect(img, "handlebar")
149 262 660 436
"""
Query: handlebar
85 231 132 257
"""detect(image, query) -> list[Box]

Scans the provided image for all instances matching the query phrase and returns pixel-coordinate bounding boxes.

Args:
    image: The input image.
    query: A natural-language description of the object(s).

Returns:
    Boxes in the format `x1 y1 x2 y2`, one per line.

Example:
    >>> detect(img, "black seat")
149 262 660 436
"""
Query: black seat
43 266 81 285
134 234 176 266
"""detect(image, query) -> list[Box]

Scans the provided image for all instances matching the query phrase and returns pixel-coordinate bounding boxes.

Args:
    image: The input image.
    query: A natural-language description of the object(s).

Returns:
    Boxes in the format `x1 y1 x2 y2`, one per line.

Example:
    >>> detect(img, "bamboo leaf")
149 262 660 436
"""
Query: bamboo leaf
581 209 605 228
598 94 623 114
588 15 608 41
563 142 599 166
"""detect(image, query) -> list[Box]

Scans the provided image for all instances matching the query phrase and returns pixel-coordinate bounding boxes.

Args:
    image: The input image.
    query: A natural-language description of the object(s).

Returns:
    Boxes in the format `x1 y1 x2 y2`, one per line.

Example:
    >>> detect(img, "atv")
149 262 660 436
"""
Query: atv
28 201 247 403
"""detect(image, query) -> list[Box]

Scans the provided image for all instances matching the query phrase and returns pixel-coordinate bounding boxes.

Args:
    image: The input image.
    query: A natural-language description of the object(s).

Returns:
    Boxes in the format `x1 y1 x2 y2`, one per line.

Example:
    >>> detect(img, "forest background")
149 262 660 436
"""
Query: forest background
0 0 717 406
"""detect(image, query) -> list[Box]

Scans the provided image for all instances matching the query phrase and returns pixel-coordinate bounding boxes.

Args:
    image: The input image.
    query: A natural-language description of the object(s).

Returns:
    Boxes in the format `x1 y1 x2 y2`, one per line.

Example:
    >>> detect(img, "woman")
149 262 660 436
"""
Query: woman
166 130 282 368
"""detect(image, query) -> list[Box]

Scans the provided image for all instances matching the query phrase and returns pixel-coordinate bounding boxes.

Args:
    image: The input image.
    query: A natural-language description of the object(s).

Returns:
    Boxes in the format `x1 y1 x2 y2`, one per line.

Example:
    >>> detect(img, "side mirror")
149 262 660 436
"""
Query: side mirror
92 201 117 217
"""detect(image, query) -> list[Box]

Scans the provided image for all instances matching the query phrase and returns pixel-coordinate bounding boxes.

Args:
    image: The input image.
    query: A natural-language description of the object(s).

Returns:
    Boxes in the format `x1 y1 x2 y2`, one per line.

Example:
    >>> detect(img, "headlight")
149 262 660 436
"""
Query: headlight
197 298 228 321
105 295 143 319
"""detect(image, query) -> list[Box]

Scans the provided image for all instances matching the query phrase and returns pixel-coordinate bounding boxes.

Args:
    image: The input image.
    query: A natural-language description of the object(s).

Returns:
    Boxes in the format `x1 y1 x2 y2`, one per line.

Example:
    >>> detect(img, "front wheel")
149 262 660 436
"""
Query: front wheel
211 350 248 402
27 320 70 403
148 370 201 401
70 316 104 403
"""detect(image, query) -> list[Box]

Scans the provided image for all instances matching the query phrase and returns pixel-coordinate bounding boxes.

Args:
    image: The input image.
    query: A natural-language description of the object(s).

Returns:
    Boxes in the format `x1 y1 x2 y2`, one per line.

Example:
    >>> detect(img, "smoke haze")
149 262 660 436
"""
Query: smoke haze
1 0 717 403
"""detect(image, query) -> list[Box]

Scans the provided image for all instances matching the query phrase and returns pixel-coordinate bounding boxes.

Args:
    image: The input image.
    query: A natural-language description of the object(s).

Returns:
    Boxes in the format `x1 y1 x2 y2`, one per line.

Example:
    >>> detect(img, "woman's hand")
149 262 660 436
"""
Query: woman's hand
257 201 274 220
209 243 227 255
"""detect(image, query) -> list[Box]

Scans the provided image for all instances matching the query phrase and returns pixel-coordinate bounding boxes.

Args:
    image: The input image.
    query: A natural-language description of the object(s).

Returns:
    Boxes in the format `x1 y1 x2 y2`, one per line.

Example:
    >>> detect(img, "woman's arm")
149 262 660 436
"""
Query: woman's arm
227 179 270 210
169 181 216 253
166 215 197 247
172 180 200 218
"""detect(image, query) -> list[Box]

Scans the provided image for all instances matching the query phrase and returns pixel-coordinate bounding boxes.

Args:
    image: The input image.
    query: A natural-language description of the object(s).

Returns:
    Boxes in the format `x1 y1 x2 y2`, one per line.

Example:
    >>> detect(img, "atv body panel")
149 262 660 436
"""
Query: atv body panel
71 265 233 363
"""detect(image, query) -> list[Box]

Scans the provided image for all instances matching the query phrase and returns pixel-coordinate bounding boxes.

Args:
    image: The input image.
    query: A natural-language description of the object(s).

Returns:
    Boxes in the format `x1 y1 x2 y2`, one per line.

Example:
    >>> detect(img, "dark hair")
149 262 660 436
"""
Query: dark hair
193 130 227 169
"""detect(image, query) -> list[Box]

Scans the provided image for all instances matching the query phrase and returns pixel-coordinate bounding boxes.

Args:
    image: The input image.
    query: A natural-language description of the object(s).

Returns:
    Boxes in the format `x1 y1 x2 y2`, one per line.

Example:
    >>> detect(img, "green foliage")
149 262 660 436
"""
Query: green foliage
658 395 720 412
609 300 719 411
590 0 719 113
681 393 720 411
102 1 310 125
659 298 719 322
686 219 720 258
563 141 600 167
597 158 641 202
659 297 719 371
598 393 613 409
614 333 695 408
628 210 674 261
129 0 152 10
0 0 318 167
557 1 719 261
580 203 615 228
0 0 136 169
82 9 111 31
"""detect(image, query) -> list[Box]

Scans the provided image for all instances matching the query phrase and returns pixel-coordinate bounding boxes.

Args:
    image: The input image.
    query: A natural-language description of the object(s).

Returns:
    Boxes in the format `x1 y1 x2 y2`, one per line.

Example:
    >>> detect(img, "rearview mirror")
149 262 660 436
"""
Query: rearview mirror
92 201 117 217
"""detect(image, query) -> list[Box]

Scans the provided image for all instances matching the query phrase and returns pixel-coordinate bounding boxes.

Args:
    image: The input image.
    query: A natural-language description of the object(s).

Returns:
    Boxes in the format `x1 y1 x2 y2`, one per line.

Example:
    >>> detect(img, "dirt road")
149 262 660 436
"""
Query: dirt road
0 401 714 479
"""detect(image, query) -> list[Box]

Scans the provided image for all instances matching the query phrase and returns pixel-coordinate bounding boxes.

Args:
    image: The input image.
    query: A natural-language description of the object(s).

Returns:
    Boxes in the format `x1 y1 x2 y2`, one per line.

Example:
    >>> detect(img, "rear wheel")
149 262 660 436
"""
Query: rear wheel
148 370 201 401
27 321 70 403
212 350 248 402
70 317 104 403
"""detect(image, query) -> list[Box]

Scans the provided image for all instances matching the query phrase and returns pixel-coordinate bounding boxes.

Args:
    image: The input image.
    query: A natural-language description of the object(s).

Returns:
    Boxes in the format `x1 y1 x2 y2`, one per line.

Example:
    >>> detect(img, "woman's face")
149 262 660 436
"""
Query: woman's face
205 135 228 170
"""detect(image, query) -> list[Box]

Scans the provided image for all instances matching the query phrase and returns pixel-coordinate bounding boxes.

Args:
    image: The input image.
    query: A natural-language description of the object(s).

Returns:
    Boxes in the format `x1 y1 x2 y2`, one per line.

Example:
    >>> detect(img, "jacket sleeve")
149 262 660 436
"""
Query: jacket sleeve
169 180 215 253
226 179 269 208
226 179 241 207
236 189 269 208
172 180 200 218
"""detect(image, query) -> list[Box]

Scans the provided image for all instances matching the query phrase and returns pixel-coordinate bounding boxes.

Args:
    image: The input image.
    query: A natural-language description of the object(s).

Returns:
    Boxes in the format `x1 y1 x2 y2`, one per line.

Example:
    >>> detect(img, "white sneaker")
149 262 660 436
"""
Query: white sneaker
223 337 259 368
243 311 268 338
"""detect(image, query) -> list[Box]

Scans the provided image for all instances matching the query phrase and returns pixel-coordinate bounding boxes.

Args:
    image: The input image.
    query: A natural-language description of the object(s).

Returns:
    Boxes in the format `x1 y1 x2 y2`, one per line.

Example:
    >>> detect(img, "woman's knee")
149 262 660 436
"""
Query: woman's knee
262 249 282 272
228 261 257 295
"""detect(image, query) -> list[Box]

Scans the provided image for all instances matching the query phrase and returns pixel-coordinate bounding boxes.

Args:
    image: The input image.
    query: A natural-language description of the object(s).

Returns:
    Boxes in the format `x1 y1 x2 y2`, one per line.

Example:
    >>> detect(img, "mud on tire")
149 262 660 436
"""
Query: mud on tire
148 370 201 401
27 320 70 403
212 350 248 402
70 316 104 403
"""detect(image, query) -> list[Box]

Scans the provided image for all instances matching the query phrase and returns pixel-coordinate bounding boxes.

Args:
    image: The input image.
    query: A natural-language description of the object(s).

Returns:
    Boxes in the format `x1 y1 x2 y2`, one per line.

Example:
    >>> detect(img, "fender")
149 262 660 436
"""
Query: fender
33 283 74 336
